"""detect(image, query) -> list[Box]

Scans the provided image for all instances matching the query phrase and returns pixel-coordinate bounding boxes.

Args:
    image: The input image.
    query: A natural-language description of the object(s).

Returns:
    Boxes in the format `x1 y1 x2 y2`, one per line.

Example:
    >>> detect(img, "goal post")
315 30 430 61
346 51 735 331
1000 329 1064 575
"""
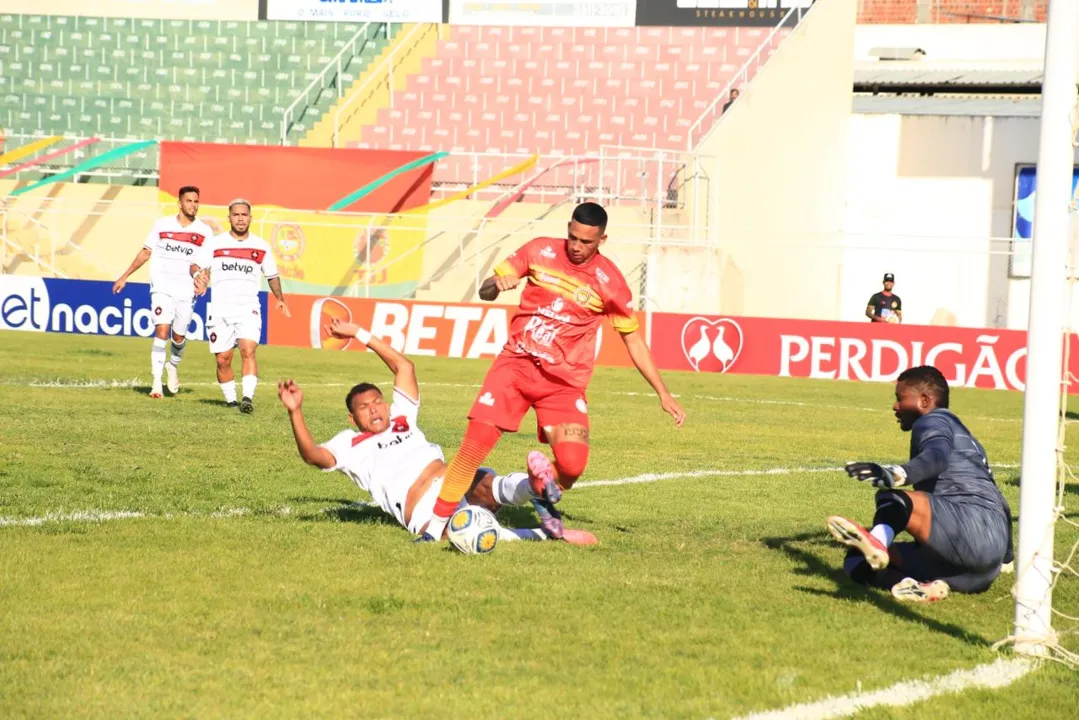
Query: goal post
1013 0 1079 657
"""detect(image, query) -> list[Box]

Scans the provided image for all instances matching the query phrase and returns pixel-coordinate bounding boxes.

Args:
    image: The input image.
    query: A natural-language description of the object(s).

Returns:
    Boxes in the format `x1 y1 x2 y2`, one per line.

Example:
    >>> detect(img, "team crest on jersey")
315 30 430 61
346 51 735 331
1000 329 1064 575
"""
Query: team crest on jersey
391 416 410 433
573 286 595 307
271 223 306 280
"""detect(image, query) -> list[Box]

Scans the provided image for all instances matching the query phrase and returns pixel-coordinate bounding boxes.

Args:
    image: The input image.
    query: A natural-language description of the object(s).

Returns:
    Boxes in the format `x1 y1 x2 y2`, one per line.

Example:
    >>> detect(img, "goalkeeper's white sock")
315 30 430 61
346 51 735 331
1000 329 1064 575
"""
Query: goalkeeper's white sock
491 472 532 506
150 338 167 383
220 380 237 404
870 524 896 548
241 374 257 399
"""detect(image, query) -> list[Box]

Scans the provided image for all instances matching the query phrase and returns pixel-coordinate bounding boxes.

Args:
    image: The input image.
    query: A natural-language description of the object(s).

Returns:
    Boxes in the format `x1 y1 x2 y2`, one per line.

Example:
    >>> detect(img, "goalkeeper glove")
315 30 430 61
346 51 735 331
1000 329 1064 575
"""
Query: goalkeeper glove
845 462 908 489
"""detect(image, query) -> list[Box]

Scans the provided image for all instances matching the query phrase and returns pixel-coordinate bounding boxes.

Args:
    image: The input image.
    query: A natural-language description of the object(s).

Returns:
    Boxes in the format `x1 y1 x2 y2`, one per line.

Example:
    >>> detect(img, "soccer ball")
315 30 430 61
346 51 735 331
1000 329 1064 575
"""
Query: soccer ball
447 506 500 555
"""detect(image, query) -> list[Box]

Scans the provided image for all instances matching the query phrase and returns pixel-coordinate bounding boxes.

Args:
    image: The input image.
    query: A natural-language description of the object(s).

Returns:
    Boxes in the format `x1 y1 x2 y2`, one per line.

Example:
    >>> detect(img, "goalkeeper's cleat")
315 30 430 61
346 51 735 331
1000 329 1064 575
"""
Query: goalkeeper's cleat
891 577 950 603
164 363 179 395
826 515 890 571
149 381 164 399
527 450 562 504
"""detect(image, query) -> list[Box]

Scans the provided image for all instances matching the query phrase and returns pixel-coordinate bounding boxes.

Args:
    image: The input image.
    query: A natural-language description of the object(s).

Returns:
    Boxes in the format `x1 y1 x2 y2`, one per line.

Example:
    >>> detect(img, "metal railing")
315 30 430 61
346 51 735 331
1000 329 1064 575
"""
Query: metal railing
280 22 381 146
333 22 438 148
686 3 812 151
0 134 159 183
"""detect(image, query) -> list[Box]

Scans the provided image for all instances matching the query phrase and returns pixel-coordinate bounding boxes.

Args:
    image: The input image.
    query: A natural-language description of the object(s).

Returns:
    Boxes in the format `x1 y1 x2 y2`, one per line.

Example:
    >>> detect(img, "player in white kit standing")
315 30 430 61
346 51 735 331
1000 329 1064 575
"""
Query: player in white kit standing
113 186 214 399
278 318 597 545
191 199 290 413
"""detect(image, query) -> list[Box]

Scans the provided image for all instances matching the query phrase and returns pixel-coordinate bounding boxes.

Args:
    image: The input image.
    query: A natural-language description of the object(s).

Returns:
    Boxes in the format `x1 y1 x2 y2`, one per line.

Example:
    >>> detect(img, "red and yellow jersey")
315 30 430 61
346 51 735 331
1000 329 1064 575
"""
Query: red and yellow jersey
494 237 639 389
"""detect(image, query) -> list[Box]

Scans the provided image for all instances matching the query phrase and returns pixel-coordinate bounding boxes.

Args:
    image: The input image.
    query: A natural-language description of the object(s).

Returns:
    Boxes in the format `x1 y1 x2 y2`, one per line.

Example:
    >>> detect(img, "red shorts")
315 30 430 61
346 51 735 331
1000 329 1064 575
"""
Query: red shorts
468 354 589 442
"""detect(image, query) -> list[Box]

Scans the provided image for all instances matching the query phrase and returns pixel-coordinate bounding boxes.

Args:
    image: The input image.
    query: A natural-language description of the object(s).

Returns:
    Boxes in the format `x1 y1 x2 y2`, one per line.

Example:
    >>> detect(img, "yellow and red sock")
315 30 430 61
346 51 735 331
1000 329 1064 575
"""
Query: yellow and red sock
427 421 501 538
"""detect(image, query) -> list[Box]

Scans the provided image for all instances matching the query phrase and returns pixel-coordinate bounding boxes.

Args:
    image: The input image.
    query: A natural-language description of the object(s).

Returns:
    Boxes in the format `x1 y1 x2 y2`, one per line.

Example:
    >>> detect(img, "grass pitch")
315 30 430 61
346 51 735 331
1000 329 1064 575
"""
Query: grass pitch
1 330 1077 718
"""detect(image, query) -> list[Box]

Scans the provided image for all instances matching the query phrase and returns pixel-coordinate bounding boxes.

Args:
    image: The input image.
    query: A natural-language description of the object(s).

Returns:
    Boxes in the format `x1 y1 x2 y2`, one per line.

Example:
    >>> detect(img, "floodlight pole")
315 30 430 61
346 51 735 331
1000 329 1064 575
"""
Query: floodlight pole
1013 0 1079 656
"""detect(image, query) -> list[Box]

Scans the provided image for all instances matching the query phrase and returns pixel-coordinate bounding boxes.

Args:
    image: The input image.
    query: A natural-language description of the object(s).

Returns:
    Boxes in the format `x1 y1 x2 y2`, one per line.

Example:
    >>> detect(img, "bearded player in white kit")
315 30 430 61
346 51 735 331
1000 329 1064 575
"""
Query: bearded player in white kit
113 185 215 399
278 318 598 545
191 199 290 413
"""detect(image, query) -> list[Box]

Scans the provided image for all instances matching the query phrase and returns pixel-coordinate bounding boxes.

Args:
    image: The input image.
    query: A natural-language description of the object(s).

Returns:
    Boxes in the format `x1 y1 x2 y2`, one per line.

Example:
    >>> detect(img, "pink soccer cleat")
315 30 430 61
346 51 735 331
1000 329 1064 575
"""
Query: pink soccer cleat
826 515 890 571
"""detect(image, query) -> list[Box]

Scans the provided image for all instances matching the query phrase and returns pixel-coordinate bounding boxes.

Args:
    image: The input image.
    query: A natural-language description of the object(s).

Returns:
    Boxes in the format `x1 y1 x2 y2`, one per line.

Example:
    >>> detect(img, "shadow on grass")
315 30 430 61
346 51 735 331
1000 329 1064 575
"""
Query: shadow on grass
197 398 235 407
763 531 993 647
128 387 196 398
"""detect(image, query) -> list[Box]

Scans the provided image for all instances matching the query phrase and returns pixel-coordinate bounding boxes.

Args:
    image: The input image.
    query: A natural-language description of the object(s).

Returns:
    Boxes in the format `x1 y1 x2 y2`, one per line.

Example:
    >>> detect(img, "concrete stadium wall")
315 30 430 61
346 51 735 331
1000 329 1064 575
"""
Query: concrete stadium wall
853 22 1045 62
695 0 856 320
846 113 1079 331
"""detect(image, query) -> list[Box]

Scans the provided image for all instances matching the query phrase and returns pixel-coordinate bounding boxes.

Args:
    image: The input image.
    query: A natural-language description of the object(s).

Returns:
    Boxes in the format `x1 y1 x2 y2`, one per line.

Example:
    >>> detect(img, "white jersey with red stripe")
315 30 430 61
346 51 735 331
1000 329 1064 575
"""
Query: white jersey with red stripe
194 232 278 319
143 215 214 299
318 388 445 529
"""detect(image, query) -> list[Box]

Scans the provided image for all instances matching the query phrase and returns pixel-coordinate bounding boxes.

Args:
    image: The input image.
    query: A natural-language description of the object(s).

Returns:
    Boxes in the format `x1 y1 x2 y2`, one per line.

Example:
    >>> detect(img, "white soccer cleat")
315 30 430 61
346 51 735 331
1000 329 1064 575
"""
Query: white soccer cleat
164 364 179 395
891 577 950 603
149 381 164 399
826 515 890 571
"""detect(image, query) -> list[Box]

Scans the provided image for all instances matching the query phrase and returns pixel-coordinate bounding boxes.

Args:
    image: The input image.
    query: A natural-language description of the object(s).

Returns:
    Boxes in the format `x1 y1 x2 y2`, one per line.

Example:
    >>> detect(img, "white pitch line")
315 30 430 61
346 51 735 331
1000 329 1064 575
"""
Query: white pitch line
730 657 1035 720
10 377 1025 423
0 463 1022 528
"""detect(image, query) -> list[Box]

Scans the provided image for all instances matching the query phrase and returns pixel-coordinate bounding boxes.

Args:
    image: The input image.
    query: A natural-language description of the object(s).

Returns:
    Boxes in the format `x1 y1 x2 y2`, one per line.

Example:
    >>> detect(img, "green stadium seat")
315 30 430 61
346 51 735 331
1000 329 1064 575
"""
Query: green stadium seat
5 14 397 144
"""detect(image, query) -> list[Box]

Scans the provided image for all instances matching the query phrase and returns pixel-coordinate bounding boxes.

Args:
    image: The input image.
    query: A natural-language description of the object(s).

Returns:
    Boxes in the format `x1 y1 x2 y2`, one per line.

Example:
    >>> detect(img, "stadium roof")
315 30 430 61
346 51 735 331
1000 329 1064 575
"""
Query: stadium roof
853 62 1043 93
852 95 1042 117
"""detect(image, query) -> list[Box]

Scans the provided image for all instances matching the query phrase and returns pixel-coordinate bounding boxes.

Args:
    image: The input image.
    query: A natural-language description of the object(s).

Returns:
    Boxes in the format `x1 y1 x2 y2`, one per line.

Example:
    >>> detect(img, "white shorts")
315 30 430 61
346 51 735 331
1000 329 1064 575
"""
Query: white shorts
150 292 195 336
207 311 262 355
406 477 465 536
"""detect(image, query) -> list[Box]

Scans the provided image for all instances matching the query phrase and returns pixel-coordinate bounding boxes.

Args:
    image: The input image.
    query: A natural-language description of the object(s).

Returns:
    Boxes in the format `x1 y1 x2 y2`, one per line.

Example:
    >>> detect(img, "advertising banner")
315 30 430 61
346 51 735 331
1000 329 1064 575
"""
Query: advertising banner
268 293 1079 394
634 0 813 27
648 312 1079 394
264 0 444 22
1010 164 1079 279
0 276 268 345
268 294 637 367
449 0 636 27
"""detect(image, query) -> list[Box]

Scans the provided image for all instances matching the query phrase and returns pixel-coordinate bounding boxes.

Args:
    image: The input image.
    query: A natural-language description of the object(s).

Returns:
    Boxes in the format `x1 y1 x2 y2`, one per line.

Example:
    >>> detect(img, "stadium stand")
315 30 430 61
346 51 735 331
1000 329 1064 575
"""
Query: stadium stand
353 25 791 156
0 15 394 144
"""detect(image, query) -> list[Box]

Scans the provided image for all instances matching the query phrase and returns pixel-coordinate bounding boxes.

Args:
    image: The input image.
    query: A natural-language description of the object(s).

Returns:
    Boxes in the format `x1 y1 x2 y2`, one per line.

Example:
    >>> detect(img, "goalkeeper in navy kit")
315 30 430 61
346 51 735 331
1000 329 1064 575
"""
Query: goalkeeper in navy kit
827 365 1014 602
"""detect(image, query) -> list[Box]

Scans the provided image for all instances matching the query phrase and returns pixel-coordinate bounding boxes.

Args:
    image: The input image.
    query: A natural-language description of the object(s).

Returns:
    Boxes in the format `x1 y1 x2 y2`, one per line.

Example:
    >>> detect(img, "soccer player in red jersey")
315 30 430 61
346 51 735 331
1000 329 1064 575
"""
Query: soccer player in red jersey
419 202 686 542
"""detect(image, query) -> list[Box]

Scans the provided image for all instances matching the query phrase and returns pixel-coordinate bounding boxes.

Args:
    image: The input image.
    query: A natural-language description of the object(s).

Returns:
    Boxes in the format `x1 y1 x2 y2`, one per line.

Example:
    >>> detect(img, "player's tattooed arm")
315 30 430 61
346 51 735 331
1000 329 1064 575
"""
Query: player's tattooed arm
621 330 686 427
267 277 291 317
279 380 336 470
112 248 152 293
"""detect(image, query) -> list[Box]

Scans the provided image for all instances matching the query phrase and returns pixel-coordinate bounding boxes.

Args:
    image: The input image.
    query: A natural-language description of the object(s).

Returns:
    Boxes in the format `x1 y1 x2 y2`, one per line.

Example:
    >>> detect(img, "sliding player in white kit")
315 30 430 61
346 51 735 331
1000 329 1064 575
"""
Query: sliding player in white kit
191 199 290 413
278 318 598 545
113 185 214 399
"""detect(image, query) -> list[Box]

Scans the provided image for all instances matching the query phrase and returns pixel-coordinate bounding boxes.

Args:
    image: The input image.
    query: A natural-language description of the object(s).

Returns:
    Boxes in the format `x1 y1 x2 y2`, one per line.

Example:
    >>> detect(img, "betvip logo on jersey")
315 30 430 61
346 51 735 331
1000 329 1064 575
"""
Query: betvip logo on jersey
680 316 742 373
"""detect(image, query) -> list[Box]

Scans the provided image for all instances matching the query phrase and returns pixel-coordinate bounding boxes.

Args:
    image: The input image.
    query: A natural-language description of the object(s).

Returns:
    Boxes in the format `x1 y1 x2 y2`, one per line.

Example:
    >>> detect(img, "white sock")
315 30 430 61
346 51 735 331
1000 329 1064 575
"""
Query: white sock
151 338 167 383
241 374 257 400
871 523 896 547
497 525 546 542
425 514 449 541
220 380 237 403
169 337 186 366
491 472 532 506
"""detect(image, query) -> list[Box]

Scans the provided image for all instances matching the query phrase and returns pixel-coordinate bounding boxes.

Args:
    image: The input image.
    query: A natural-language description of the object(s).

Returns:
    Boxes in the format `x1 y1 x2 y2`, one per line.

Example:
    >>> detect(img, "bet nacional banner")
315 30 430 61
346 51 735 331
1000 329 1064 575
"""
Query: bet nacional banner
265 294 1079 394
449 0 637 27
0 276 268 344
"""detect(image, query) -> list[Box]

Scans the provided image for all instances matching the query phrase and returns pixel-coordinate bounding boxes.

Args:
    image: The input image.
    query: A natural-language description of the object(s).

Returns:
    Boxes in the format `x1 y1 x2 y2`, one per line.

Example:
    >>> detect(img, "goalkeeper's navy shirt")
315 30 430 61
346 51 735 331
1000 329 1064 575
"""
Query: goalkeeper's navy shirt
903 409 1008 513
